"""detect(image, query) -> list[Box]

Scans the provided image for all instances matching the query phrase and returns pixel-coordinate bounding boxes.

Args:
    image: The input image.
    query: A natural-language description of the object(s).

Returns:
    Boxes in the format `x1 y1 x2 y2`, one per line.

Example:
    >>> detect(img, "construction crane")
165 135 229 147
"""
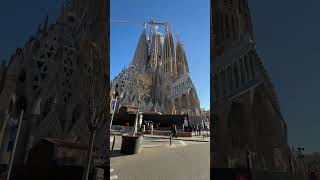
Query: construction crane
111 19 170 28
112 19 172 42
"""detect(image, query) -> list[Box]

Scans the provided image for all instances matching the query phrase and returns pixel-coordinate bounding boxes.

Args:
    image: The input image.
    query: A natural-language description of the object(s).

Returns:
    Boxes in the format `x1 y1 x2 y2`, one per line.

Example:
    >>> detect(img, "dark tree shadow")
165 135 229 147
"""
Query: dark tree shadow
110 150 129 158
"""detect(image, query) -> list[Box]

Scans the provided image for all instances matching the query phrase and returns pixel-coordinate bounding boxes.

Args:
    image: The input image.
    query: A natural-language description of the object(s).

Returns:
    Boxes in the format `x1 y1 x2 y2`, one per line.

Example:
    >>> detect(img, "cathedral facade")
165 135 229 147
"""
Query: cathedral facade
212 0 294 172
0 0 108 172
111 24 201 116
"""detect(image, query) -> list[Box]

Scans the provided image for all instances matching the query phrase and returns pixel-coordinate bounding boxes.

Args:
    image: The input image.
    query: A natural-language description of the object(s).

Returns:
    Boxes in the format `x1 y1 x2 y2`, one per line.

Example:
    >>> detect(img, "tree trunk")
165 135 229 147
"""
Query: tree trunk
133 103 140 136
110 97 118 131
83 129 96 180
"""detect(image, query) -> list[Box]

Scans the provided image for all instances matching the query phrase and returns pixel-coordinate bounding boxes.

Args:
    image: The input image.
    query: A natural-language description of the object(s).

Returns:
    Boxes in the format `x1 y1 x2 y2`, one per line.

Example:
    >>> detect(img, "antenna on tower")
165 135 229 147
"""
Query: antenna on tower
149 18 153 43
165 24 168 32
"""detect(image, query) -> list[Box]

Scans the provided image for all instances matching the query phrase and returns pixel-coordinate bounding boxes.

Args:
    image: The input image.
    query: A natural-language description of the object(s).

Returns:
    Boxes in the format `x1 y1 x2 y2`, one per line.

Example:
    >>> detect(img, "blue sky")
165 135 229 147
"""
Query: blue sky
110 0 210 110
249 0 320 153
0 1 60 61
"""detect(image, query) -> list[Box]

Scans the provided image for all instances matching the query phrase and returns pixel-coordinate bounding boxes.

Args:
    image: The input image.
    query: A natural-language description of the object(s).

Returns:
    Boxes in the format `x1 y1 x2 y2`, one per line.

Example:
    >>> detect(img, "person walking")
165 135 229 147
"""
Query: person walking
195 124 199 136
124 122 129 133
148 121 151 130
198 123 202 136
171 124 177 138
150 121 154 135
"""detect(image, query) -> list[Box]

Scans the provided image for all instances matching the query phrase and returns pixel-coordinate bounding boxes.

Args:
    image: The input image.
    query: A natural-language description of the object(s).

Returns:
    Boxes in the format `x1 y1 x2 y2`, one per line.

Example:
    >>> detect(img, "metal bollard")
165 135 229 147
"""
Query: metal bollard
170 136 172 146
112 134 116 151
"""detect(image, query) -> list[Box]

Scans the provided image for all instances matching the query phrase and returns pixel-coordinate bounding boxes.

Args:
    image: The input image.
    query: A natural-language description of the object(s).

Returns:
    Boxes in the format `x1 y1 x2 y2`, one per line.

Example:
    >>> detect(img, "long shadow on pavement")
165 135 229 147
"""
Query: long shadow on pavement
110 150 129 158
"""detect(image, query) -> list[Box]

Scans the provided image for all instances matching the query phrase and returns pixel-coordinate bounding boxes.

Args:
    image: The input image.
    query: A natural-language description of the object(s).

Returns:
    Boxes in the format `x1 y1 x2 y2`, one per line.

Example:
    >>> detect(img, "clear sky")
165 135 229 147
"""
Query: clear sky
249 0 320 153
110 0 210 110
0 0 60 61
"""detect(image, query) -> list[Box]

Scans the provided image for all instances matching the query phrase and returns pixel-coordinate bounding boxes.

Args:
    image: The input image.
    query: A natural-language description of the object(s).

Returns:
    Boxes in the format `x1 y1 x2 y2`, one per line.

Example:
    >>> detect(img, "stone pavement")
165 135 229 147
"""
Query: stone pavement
110 129 210 142
110 133 190 151
143 133 210 142
110 143 210 180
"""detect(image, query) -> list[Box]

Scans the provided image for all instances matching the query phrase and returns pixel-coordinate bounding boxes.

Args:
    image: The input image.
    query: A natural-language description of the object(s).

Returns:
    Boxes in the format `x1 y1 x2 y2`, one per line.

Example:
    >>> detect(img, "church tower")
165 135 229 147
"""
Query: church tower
131 28 148 73
214 0 255 56
162 28 176 80
148 26 163 105
159 28 175 113
175 36 189 78
111 20 200 116
148 26 163 72
213 0 291 171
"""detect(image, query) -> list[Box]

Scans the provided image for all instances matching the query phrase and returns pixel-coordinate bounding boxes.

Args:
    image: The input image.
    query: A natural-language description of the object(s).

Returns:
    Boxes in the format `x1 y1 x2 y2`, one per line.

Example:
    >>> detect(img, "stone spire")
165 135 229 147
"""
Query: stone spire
213 0 255 56
131 29 148 72
162 29 176 79
149 26 162 71
175 36 189 77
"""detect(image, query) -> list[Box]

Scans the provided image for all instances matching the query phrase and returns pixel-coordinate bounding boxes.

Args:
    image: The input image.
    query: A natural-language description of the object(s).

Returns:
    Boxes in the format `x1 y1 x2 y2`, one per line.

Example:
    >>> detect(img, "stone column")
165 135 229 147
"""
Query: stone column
246 53 253 81
253 53 260 79
241 57 248 82
237 60 243 87
176 97 181 115
231 62 236 90
250 52 256 80
225 66 230 96
24 98 41 163
186 90 190 115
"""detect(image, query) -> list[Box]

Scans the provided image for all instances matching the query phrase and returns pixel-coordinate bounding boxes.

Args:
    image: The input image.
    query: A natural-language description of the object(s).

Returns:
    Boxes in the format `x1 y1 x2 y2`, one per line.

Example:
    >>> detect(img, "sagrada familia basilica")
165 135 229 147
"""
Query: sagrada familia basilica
0 0 108 176
212 0 301 174
111 23 201 116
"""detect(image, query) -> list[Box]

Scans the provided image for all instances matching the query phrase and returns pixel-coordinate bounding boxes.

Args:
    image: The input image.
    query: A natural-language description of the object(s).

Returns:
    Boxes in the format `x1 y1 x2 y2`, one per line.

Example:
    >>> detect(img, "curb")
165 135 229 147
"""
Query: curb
110 133 210 142
144 135 210 143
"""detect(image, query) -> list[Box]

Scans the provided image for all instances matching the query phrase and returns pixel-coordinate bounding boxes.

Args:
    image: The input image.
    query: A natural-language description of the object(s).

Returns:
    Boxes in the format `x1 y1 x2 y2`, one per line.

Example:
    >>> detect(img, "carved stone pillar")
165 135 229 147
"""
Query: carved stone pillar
231 62 236 90
225 66 230 96
246 53 253 81
237 60 243 87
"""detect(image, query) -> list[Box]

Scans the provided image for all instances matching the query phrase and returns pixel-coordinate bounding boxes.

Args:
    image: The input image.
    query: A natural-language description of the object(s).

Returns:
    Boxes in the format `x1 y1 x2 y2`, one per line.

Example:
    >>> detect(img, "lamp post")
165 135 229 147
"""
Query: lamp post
293 146 306 180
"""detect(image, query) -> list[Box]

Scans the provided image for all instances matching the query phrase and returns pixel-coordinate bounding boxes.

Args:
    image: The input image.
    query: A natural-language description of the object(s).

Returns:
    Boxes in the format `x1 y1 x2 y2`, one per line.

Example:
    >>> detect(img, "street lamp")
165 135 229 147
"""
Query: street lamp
293 146 306 179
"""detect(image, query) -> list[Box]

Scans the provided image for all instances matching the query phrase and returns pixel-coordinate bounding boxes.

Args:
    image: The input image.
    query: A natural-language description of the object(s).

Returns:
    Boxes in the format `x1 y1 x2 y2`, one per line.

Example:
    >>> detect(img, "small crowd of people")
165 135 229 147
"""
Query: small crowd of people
140 120 161 134
122 119 208 138
192 122 209 136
